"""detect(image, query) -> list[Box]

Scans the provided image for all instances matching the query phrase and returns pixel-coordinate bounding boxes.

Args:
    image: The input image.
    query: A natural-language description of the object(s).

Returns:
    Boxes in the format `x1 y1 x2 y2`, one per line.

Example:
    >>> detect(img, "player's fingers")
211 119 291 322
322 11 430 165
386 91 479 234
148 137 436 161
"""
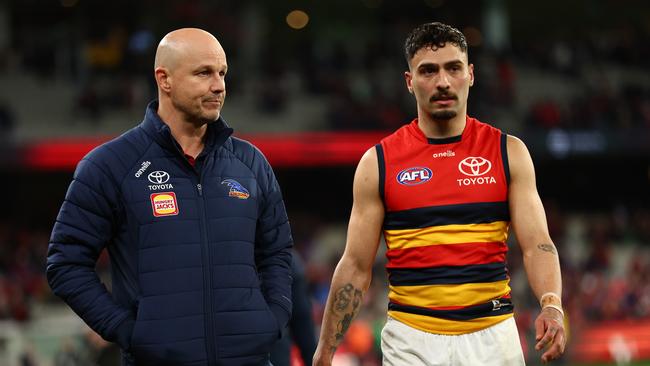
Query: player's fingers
556 329 566 354
541 329 566 363
535 323 558 351
541 340 562 363
534 317 545 341
556 330 566 354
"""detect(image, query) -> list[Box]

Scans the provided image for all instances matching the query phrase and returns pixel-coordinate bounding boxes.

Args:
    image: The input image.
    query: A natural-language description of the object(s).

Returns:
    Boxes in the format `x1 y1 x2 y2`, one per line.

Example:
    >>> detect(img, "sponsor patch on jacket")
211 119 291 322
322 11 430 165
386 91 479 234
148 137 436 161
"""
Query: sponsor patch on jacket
221 179 250 199
397 167 432 186
150 192 179 217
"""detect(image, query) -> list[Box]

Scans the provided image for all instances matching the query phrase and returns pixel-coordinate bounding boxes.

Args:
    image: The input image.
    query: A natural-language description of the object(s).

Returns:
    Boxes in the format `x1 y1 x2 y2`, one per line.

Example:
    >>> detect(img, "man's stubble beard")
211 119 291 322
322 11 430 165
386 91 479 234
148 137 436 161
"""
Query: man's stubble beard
173 98 220 124
430 110 457 120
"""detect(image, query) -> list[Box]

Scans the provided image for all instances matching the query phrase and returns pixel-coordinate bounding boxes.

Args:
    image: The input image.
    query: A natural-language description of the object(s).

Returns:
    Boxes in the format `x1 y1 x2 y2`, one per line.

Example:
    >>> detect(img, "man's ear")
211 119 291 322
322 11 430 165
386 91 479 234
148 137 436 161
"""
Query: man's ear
405 70 413 94
468 63 474 87
155 67 172 92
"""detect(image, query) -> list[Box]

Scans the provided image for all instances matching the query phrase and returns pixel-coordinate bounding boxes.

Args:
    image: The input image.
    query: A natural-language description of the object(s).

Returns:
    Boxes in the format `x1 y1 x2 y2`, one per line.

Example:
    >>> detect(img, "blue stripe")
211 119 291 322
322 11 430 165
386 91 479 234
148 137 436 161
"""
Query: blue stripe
384 201 509 230
388 262 507 286
389 298 513 320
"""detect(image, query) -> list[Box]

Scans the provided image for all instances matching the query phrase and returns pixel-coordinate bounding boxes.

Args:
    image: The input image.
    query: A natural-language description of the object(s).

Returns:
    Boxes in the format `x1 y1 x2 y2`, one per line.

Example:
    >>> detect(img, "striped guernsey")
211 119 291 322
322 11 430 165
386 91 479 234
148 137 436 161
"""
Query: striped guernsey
377 116 513 335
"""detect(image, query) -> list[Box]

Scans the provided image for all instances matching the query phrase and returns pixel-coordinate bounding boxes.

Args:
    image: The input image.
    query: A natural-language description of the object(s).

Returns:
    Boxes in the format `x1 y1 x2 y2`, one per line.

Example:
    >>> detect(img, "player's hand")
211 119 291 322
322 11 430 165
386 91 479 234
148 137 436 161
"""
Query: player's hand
534 307 566 363
312 345 333 366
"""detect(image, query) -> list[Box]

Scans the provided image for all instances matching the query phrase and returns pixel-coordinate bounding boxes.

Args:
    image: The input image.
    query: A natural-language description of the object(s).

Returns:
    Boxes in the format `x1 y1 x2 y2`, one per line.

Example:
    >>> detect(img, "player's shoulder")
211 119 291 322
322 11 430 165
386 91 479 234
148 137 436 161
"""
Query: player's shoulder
354 146 379 187
505 134 529 154
359 145 379 167
505 134 535 180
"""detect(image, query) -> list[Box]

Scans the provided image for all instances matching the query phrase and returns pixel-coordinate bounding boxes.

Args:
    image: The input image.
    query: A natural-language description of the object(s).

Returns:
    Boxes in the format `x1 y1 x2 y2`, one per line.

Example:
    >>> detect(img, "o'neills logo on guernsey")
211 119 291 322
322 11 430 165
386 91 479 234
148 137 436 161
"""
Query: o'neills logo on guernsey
150 192 179 217
457 156 497 186
134 161 151 177
432 150 455 159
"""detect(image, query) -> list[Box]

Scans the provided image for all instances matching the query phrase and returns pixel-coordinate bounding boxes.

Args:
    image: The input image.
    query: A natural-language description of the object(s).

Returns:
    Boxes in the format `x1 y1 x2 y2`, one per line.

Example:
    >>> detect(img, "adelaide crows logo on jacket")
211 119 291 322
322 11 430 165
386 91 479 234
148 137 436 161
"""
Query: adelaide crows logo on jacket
221 179 250 199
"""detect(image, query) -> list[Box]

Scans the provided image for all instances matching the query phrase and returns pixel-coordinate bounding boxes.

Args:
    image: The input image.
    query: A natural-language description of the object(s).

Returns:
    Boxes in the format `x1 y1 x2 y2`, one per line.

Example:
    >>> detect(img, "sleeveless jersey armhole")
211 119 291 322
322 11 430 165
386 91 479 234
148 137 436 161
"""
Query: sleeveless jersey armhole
500 133 510 186
375 143 385 204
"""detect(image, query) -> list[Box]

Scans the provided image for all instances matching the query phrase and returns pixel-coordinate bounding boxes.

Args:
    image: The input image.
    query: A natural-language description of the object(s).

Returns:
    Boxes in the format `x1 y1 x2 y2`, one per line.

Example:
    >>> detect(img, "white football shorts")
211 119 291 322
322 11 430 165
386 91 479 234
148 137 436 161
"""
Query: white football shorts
381 316 525 366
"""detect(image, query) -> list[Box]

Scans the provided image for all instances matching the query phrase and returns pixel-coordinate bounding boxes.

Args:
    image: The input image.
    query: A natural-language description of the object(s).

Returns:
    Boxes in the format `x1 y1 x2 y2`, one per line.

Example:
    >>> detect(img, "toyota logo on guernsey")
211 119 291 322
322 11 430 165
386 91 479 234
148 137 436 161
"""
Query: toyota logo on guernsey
457 157 496 186
147 171 174 191
397 167 432 186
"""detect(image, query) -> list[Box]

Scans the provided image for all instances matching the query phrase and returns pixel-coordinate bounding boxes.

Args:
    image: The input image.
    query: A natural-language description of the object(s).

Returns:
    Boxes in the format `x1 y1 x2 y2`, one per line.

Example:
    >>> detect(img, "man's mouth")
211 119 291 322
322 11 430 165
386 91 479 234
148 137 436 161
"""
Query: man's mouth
431 94 456 102
432 97 455 106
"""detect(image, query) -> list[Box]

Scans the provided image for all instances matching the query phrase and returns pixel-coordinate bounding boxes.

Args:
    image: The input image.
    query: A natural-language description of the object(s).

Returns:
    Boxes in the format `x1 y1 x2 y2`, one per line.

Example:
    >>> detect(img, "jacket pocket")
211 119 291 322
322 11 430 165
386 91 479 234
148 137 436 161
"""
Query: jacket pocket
129 296 141 346
129 295 207 365
214 307 280 359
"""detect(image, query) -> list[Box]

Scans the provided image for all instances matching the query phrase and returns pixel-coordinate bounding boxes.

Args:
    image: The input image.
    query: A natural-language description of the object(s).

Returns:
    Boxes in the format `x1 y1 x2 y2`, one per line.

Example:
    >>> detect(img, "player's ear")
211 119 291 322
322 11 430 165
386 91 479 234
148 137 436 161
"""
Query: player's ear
405 70 414 94
468 63 474 87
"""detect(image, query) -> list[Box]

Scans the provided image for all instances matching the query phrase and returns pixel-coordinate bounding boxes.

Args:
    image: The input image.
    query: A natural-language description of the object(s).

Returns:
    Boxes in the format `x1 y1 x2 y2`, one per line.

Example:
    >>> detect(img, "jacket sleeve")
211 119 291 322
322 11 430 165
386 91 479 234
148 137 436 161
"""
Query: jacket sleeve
289 251 317 363
46 156 135 350
255 155 293 330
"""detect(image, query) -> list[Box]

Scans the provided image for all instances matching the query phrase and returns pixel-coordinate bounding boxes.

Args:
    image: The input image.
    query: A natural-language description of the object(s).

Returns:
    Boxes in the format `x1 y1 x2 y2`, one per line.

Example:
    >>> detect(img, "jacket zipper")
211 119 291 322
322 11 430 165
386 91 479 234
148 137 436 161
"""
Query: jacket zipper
172 132 218 365
197 177 217 366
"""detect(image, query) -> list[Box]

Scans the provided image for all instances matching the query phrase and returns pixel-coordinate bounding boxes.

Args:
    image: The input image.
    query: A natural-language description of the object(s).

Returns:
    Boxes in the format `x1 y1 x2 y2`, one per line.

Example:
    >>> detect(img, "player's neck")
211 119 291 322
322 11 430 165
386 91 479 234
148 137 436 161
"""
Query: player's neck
417 113 467 139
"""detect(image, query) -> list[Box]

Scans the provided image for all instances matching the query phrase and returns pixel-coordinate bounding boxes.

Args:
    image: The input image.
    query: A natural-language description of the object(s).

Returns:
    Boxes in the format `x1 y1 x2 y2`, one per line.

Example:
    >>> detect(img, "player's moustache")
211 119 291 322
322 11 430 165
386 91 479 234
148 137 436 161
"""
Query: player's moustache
430 92 457 102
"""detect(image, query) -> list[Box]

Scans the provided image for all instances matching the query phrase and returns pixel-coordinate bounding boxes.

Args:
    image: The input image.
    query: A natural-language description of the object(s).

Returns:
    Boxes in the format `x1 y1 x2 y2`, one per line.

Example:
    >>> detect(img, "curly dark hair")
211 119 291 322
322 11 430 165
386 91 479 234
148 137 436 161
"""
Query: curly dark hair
404 22 468 65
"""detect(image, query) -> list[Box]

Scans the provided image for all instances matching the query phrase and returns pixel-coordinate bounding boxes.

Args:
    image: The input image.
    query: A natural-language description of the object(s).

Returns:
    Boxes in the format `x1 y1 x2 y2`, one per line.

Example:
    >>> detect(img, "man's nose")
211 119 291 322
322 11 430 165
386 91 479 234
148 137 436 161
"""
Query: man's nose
211 75 225 93
435 71 451 90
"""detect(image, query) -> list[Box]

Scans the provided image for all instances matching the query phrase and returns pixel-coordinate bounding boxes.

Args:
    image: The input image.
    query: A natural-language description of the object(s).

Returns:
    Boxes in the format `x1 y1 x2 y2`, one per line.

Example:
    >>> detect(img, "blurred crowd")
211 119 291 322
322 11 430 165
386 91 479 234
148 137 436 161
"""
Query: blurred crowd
1 1 650 365
0 222 50 322
2 1 649 137
3 202 649 364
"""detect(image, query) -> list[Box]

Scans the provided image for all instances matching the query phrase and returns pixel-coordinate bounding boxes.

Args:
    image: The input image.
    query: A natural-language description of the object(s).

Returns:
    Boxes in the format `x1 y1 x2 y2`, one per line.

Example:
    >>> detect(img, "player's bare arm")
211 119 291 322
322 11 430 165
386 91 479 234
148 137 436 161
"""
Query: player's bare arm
507 135 566 363
313 147 384 366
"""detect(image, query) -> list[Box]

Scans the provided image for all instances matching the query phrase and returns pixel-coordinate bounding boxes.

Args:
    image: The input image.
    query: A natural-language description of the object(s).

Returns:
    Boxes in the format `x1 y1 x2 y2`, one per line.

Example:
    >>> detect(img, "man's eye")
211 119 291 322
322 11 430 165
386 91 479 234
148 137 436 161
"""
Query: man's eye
421 67 435 74
448 64 463 72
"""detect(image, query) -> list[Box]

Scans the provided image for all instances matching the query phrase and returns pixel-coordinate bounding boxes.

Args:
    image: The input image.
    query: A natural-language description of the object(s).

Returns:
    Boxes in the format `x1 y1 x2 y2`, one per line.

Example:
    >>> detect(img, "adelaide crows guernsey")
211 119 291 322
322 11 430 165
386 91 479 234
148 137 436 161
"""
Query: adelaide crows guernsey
377 116 512 335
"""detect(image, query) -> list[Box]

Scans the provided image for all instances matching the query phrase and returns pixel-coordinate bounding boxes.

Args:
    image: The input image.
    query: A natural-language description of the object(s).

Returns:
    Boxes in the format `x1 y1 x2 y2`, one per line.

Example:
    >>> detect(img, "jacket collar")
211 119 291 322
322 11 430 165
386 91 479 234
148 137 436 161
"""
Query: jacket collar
140 100 234 155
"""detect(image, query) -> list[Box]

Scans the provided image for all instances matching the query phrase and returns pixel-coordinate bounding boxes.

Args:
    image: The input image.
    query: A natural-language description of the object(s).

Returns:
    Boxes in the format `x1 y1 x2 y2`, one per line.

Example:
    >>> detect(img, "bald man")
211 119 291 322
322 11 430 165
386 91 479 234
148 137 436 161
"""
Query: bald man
47 28 293 366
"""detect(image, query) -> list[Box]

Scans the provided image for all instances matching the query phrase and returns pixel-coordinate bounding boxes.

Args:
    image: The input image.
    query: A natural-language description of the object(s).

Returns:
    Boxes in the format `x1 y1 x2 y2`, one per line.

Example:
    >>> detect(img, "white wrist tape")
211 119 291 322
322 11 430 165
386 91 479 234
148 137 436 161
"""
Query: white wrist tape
539 292 561 306
542 304 565 318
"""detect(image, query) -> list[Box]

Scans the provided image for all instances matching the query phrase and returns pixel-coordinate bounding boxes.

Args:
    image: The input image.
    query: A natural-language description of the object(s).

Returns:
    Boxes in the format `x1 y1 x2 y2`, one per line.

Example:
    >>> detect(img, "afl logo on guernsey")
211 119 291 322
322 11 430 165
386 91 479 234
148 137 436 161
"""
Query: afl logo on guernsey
397 167 432 186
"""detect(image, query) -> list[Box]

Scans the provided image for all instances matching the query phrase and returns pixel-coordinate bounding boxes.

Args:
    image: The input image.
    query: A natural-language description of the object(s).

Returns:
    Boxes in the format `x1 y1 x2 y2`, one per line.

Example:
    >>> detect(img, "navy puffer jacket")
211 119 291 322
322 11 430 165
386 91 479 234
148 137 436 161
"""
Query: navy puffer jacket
47 101 293 366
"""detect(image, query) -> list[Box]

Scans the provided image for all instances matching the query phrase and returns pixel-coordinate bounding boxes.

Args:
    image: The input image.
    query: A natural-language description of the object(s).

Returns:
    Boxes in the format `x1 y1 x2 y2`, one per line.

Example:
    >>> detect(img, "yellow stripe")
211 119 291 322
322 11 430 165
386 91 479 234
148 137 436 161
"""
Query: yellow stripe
389 280 511 307
388 310 513 335
384 221 509 250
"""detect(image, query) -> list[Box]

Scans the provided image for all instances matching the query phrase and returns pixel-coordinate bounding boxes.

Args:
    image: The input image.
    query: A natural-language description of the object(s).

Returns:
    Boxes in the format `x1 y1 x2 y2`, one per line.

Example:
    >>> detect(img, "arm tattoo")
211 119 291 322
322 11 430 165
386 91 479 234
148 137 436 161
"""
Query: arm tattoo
332 283 363 343
334 284 354 311
537 243 557 255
